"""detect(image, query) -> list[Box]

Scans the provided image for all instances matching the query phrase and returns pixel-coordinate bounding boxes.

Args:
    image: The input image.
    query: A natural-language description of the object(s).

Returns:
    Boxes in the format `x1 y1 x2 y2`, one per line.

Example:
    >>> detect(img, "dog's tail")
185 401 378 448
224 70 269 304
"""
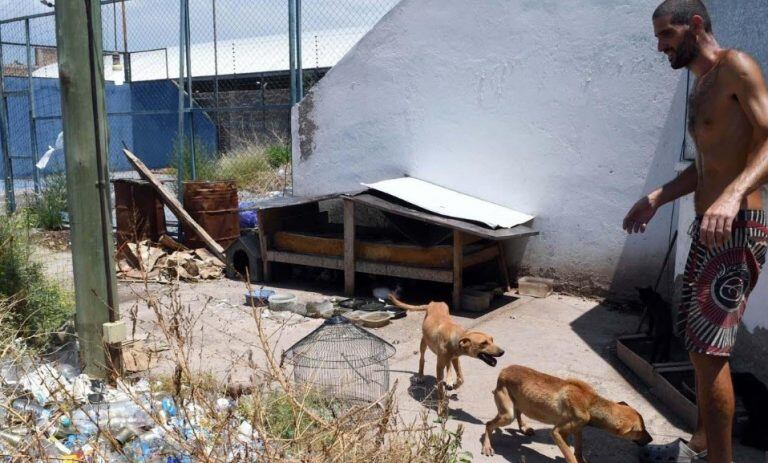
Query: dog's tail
388 294 427 311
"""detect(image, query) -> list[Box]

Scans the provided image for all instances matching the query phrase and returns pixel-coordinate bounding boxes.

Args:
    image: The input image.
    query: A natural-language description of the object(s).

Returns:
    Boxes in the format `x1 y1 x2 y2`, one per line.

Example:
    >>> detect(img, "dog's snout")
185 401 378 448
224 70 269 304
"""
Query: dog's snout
497 349 505 357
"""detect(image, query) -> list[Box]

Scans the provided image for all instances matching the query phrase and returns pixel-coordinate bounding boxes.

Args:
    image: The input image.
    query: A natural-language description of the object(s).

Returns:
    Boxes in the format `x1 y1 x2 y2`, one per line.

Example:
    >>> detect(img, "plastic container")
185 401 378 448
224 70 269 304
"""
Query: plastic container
517 276 554 298
245 289 275 306
360 311 393 328
268 293 297 312
461 289 492 312
342 310 367 323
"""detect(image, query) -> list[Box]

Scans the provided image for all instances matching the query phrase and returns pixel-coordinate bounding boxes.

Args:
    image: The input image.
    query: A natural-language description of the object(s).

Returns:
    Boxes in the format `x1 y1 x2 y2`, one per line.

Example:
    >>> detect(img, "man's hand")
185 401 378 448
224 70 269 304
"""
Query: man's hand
623 196 658 234
699 192 741 248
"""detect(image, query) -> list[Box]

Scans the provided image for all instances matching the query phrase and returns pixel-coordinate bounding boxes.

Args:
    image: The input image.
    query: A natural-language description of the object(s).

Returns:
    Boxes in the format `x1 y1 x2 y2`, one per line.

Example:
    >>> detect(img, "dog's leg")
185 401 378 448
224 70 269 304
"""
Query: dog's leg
551 425 579 463
451 357 464 390
415 337 427 383
436 356 448 417
514 404 534 436
482 387 514 457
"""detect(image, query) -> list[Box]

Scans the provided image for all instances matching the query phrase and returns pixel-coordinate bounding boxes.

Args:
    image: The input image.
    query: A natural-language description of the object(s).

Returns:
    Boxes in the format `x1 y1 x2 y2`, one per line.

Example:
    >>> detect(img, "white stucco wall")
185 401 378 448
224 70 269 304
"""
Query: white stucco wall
292 0 691 295
706 0 768 333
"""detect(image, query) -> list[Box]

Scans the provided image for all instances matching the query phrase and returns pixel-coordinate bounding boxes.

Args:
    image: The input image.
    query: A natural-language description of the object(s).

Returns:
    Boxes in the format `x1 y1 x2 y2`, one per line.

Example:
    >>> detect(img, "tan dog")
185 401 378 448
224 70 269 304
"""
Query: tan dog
483 365 653 462
389 294 505 415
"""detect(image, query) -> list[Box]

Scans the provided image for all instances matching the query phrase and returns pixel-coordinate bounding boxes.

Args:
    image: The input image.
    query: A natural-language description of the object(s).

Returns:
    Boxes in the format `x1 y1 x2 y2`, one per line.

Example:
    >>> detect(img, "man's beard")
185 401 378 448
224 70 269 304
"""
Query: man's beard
670 31 700 69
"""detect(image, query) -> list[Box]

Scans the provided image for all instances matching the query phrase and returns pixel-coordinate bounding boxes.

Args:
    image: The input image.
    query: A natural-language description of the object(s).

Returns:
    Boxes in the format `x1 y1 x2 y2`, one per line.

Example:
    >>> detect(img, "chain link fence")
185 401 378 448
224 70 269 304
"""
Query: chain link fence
0 0 398 287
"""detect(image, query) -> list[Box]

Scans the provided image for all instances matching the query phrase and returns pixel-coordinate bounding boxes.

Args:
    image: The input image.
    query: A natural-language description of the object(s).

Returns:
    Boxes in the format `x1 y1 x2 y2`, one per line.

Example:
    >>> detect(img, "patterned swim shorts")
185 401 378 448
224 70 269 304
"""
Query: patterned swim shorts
679 210 768 357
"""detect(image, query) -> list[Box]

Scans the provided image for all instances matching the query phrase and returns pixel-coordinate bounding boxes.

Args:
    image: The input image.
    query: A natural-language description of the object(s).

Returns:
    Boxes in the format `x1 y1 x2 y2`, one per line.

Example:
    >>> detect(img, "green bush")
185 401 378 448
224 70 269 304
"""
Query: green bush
27 172 68 231
265 143 292 168
0 214 74 346
173 137 217 182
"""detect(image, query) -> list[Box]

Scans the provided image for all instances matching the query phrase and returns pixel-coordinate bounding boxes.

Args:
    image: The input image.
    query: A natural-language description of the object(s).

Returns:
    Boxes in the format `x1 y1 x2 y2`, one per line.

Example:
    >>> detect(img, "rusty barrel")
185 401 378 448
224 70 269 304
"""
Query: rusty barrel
182 181 240 249
114 179 167 249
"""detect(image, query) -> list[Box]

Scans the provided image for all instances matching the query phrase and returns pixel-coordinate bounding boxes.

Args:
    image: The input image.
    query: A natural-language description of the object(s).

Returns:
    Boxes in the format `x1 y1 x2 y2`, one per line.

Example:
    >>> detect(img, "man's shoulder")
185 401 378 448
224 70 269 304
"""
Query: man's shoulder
720 49 762 79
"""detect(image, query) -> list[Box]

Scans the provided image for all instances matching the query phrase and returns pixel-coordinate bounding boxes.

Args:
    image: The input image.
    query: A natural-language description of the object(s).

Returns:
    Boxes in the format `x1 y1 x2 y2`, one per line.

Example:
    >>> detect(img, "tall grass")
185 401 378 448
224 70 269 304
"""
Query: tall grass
0 213 73 347
26 172 68 231
172 136 291 194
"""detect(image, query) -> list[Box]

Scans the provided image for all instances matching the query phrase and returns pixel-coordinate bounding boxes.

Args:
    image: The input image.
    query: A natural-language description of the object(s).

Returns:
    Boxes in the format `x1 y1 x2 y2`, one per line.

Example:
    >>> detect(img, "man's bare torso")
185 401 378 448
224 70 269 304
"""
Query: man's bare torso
689 49 763 214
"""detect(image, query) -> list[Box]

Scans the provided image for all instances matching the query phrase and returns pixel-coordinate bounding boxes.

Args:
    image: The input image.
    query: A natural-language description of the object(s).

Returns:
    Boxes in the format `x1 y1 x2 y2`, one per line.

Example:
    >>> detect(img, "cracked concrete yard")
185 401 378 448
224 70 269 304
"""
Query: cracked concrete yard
117 278 765 463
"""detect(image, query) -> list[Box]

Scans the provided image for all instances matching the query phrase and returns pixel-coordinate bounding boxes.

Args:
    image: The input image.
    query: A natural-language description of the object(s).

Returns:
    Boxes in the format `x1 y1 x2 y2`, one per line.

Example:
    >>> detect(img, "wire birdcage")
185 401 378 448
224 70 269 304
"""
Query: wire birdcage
281 315 396 404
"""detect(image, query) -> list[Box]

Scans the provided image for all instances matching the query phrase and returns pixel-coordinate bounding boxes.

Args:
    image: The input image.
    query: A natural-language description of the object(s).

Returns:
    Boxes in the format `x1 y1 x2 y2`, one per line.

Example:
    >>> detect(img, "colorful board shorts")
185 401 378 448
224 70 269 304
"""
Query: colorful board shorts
679 210 768 357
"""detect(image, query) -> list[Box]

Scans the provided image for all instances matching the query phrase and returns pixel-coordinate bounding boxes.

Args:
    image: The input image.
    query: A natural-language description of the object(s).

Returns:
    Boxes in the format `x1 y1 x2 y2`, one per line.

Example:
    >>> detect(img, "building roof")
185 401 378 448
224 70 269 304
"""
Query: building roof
32 26 368 82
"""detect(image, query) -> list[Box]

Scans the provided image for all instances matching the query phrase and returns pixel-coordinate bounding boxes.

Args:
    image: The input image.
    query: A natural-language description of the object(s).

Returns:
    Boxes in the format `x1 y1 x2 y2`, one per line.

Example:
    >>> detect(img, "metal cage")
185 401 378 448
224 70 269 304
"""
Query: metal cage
281 315 395 404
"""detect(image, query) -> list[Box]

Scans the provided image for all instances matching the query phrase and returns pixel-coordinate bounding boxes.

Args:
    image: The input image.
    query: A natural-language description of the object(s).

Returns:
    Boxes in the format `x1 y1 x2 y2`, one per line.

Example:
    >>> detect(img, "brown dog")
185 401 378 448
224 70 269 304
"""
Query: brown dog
389 294 505 415
483 365 653 462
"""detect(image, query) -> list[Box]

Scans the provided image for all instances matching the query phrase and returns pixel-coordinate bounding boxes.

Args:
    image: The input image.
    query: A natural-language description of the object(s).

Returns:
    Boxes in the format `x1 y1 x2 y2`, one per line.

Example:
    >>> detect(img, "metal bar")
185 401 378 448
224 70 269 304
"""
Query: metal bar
55 0 121 379
185 103 290 112
296 0 303 101
0 0 131 25
184 0 195 180
176 0 186 202
0 27 16 212
212 0 220 151
288 0 296 106
25 19 40 193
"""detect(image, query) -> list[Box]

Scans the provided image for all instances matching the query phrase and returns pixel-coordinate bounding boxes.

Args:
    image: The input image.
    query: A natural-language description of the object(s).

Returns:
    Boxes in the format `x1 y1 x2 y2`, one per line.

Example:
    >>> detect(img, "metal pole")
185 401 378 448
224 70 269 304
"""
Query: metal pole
288 0 296 106
55 0 121 379
25 19 40 193
177 0 186 202
212 0 220 151
296 0 303 101
0 27 15 213
184 0 195 180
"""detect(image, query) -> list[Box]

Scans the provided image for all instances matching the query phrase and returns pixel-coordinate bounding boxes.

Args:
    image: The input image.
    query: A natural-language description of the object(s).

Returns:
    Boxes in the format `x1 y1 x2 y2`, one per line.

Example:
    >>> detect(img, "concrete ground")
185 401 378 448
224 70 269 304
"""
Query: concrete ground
117 277 765 463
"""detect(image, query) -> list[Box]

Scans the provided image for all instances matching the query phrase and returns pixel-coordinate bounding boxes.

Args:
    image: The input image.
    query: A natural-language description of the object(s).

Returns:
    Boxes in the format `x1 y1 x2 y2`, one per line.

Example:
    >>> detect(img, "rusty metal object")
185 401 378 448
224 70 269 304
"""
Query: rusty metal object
182 181 240 249
114 179 167 252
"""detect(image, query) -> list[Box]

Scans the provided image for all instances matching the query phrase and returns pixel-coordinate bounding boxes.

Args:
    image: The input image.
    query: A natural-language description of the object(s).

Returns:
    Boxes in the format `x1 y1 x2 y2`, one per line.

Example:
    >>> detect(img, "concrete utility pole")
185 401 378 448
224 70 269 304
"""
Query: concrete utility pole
55 0 122 379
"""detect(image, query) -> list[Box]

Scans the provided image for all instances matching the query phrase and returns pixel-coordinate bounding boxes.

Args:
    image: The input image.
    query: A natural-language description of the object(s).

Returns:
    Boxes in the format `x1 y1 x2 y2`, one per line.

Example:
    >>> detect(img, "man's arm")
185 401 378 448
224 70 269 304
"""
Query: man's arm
701 51 768 246
623 164 697 234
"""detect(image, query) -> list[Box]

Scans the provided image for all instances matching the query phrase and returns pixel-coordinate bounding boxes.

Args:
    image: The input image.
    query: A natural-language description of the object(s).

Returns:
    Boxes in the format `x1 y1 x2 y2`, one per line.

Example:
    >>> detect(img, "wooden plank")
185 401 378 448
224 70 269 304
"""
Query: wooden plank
267 251 343 270
497 242 512 291
463 244 499 268
344 199 355 296
273 231 454 268
356 261 453 283
348 194 539 241
453 230 463 311
122 148 225 261
256 210 272 281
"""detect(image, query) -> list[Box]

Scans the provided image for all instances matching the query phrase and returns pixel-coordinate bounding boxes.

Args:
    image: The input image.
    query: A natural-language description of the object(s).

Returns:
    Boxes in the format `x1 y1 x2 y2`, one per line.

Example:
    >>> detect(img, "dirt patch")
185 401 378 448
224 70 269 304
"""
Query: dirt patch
30 229 71 252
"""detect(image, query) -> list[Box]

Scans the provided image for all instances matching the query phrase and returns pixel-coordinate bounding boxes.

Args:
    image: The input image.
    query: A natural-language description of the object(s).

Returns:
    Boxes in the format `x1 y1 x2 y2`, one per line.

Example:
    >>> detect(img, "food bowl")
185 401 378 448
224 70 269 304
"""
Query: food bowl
342 310 367 323
461 289 491 312
268 293 297 312
359 311 393 328
245 288 275 306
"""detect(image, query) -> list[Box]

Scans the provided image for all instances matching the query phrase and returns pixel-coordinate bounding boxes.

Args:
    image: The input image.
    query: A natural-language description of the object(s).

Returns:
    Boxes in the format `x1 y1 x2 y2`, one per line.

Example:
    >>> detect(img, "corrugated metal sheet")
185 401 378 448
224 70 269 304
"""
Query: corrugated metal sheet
362 177 534 229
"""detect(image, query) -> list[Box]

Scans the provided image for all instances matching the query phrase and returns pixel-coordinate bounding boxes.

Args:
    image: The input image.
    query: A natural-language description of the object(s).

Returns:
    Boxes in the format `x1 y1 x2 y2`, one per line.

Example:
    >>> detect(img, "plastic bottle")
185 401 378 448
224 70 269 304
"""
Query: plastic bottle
10 398 51 424
67 409 99 437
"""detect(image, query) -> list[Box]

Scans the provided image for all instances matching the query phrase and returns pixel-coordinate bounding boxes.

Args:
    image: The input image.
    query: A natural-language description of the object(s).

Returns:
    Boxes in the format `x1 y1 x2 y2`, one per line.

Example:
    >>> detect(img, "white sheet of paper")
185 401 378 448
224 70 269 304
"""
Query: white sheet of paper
36 146 55 170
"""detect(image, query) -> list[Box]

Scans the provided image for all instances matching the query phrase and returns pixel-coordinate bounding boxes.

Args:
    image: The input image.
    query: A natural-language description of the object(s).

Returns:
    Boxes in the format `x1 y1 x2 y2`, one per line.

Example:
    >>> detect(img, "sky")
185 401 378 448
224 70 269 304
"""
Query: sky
0 0 399 55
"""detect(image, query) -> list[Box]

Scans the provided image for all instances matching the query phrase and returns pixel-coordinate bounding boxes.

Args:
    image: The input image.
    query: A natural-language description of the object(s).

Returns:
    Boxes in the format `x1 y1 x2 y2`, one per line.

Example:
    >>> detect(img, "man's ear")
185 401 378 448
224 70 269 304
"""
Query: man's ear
690 14 705 32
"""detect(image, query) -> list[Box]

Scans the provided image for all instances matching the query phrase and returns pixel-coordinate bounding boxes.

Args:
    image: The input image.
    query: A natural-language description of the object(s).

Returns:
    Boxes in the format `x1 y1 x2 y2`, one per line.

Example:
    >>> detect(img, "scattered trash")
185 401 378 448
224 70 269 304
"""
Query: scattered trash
0 358 264 462
116 239 225 283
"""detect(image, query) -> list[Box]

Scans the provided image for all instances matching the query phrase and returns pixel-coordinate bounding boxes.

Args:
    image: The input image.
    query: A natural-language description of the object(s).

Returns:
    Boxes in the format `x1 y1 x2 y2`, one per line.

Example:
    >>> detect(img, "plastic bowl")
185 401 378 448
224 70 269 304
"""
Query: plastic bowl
245 289 275 306
461 289 491 313
360 311 393 328
268 293 297 312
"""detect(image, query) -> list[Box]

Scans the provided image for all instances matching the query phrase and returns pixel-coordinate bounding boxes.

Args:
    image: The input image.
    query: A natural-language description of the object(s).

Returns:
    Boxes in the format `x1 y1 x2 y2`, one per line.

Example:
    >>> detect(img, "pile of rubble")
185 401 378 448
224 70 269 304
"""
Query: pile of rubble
117 236 224 283
0 359 261 462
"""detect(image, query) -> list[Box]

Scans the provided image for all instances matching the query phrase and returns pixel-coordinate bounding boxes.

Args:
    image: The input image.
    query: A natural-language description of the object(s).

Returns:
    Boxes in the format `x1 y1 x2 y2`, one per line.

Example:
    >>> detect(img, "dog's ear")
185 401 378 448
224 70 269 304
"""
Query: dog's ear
618 401 629 406
459 337 471 349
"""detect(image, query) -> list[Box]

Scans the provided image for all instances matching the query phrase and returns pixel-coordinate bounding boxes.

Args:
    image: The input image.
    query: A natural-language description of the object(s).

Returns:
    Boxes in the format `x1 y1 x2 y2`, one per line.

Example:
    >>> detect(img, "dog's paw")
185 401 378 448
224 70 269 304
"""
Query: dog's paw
481 444 495 457
522 426 535 436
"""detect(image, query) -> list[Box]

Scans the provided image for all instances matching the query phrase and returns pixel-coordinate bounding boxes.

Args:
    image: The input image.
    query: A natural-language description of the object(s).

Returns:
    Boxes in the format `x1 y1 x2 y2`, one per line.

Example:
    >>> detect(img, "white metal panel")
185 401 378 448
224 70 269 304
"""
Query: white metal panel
363 177 534 229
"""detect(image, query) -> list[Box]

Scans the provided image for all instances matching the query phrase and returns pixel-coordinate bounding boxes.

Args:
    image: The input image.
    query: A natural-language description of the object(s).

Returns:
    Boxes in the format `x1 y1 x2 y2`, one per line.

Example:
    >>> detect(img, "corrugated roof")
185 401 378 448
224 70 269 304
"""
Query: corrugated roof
32 26 367 81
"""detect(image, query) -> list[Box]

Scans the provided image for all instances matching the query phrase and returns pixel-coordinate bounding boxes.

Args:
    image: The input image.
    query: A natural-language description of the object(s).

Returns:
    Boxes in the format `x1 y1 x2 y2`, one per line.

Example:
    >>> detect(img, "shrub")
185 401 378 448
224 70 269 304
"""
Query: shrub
0 213 74 346
27 172 68 231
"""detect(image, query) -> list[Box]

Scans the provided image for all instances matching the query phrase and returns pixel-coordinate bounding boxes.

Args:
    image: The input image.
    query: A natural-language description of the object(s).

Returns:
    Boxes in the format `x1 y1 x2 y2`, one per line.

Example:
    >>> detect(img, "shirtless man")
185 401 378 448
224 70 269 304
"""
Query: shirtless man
623 1 768 462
